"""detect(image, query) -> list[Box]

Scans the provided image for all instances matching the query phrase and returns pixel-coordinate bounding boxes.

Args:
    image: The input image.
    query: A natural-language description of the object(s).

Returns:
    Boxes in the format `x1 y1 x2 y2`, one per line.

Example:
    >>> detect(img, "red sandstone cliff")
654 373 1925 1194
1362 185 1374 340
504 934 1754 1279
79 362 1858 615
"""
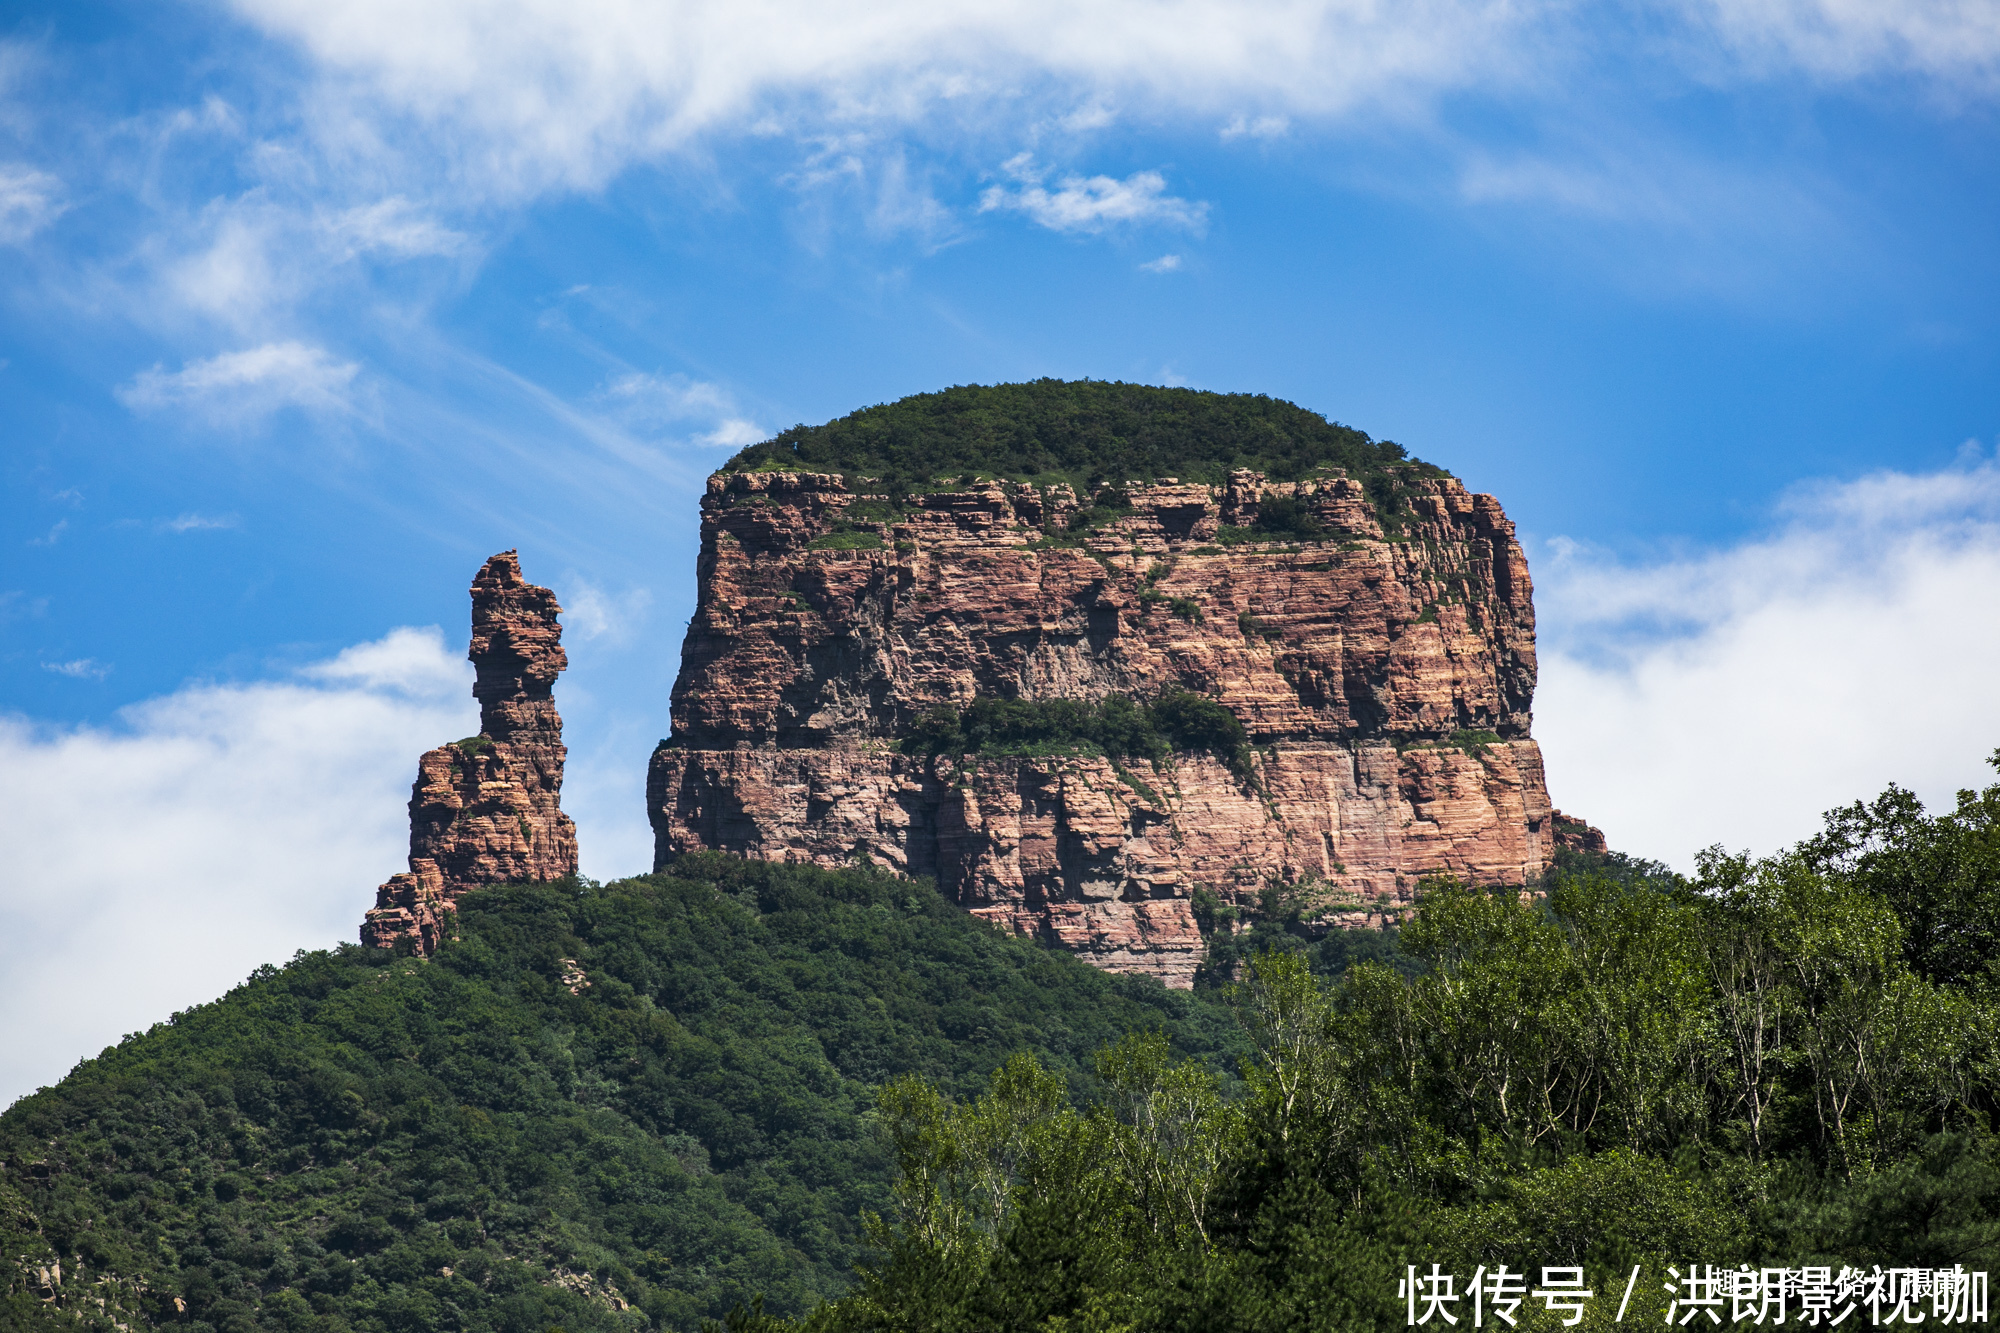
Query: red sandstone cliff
647 469 1557 987
362 551 579 951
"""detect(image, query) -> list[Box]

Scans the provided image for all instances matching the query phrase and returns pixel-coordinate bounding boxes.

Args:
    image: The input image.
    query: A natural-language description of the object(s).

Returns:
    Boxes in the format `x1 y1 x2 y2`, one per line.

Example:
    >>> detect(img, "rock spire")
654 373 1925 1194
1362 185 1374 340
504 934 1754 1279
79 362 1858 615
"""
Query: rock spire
361 550 579 952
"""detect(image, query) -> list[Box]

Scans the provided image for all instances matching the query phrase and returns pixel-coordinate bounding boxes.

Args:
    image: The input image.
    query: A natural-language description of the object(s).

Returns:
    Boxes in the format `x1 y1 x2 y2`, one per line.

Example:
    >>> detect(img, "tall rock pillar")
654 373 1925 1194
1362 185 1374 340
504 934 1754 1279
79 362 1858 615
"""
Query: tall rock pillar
361 550 579 951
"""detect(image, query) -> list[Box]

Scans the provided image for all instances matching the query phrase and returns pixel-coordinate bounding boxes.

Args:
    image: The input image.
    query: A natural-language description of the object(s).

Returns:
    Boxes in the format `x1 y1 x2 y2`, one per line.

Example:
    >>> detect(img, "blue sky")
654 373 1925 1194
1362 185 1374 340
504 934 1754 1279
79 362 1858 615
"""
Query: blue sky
4 0 2000 1102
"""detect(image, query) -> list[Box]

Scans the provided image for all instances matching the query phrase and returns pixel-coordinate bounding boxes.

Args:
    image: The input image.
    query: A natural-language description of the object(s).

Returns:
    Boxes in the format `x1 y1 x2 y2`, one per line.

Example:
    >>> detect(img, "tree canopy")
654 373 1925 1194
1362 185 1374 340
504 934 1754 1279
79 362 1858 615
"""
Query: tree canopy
723 380 1443 497
777 759 2000 1333
14 758 2000 1333
0 855 1240 1332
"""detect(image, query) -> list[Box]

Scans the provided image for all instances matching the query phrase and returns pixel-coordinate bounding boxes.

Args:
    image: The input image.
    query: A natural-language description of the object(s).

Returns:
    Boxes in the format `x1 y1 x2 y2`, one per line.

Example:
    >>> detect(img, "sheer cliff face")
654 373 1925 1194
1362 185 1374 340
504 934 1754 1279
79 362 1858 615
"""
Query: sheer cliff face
647 470 1553 987
362 551 579 952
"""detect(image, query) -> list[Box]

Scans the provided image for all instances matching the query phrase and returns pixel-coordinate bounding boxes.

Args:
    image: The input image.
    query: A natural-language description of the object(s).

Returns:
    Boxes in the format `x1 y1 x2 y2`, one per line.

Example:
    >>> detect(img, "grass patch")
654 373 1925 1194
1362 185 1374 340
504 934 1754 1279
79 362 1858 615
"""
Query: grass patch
808 530 885 551
1110 759 1162 804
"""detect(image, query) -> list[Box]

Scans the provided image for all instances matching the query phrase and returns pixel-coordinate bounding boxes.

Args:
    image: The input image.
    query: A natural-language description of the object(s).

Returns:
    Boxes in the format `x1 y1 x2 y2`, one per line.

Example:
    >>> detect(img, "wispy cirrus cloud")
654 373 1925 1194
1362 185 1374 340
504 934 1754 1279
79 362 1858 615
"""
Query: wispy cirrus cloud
561 579 654 645
596 371 764 448
1685 0 2000 87
118 341 361 421
161 513 241 533
128 189 464 334
0 163 63 243
979 154 1208 234
42 658 109 680
321 196 469 259
1221 114 1290 141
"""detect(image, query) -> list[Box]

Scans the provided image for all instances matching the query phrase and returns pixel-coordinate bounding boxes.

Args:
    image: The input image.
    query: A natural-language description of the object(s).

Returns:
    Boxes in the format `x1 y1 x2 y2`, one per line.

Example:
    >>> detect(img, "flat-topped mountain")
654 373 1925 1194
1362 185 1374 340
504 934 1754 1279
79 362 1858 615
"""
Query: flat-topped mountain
648 380 1560 985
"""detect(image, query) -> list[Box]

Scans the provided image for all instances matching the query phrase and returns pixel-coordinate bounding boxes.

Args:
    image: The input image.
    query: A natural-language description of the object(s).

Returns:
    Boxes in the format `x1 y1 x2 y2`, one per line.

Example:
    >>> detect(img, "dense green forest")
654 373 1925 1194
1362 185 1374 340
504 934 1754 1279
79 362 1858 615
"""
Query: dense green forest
722 380 1444 499
769 762 2000 1333
10 760 2000 1333
0 857 1241 1332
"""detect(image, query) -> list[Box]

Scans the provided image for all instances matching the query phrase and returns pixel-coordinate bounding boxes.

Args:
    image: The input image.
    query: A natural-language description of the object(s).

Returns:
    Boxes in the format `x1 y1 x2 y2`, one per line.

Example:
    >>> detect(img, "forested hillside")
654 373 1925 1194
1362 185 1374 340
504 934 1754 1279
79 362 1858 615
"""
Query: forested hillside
0 856 1241 1332
11 761 2000 1333
779 761 2000 1332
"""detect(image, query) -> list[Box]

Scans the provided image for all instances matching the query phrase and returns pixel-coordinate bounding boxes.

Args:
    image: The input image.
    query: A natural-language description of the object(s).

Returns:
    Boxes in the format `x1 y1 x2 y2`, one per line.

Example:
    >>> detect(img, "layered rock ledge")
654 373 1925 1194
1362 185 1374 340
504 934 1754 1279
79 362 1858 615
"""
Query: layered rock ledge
648 468 1556 987
362 550 579 951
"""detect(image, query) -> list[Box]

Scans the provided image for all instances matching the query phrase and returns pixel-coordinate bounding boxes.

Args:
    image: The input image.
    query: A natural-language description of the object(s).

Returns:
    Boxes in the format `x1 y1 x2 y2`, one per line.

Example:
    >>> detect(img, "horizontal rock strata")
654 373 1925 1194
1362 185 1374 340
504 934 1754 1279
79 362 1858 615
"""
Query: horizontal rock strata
362 550 579 951
649 469 1557 987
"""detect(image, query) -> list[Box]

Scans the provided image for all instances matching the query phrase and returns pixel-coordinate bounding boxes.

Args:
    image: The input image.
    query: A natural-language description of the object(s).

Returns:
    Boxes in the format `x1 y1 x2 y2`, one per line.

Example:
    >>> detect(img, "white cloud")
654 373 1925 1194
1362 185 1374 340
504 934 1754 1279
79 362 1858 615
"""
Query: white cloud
118 341 361 421
42 658 109 680
980 154 1208 233
161 512 240 533
0 627 477 1109
597 370 765 448
0 163 63 243
301 624 475 695
1535 447 2000 869
322 196 469 258
561 580 654 644
1685 0 2000 87
602 369 731 418
215 0 2000 205
1061 102 1118 133
162 201 294 326
125 188 466 334
701 418 766 448
781 141 959 247
1221 113 1290 140
229 0 1542 197
1140 253 1184 272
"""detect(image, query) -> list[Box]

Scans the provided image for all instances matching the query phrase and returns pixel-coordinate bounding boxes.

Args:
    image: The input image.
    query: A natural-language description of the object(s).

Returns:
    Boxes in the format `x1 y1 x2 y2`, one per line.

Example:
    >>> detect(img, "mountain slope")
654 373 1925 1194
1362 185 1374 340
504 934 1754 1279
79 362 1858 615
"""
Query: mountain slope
0 855 1241 1332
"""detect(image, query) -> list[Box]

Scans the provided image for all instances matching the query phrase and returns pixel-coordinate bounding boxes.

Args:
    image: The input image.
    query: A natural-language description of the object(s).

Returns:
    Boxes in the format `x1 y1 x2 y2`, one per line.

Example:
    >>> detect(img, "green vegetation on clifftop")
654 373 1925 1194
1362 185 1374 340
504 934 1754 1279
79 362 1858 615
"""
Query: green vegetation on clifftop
724 380 1444 498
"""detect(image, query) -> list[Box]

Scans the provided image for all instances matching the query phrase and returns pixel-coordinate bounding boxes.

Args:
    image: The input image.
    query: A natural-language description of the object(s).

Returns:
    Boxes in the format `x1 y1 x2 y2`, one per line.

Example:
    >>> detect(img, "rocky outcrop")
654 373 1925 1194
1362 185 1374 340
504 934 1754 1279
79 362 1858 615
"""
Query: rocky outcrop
648 469 1558 987
1550 809 1610 858
362 551 579 951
